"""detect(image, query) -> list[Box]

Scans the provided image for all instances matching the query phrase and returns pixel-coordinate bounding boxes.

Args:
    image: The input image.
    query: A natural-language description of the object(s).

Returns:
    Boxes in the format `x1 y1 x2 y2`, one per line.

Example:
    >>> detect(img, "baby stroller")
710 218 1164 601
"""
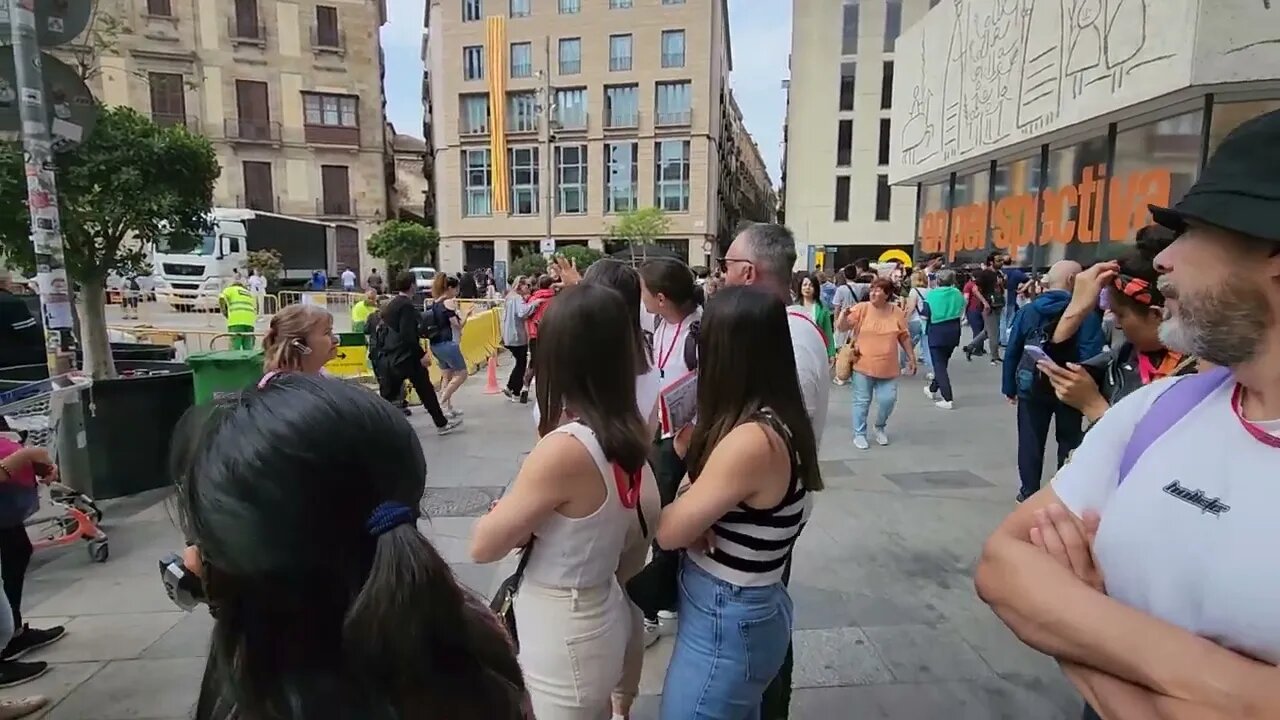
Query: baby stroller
0 373 109 563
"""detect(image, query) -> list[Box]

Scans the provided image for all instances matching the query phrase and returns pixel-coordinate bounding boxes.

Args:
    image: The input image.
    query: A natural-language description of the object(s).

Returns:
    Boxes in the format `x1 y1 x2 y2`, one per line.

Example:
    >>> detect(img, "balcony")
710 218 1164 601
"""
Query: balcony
552 111 588 133
152 113 200 132
228 17 266 45
604 110 639 130
655 109 692 127
459 117 490 136
558 60 580 75
661 53 685 68
310 25 345 53
225 118 281 143
511 61 533 78
304 124 360 146
315 197 355 217
609 56 632 72
508 114 539 134
236 193 277 213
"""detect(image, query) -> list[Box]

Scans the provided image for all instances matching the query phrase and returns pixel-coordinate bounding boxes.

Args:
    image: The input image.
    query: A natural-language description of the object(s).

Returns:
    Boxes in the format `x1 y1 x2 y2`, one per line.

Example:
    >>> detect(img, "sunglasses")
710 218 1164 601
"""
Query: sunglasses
717 257 753 273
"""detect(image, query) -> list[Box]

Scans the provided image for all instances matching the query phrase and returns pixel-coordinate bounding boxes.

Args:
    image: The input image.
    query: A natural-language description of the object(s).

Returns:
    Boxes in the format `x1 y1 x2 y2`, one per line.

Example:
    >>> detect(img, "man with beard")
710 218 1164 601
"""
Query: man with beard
976 110 1280 718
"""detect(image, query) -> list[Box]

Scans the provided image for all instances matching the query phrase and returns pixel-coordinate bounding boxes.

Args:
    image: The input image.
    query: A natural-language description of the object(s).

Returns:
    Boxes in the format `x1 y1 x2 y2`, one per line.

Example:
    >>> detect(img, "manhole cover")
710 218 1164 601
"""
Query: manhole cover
421 486 505 517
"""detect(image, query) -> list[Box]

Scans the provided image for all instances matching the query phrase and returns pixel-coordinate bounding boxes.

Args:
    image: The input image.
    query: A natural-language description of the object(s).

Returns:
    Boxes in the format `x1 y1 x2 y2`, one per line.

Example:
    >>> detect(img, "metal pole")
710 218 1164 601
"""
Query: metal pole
542 36 553 247
9 0 78 377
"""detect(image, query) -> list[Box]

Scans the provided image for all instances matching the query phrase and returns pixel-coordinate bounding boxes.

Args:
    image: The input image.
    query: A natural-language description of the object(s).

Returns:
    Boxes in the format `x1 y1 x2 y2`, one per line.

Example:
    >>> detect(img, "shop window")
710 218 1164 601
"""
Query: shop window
1208 99 1280 154
1110 109 1204 242
1041 136 1109 264
988 155 1043 266
948 168 990 264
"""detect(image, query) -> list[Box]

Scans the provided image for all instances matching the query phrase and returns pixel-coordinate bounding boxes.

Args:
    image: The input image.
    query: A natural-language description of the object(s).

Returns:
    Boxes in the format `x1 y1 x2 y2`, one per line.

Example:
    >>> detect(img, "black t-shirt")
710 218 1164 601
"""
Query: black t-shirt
975 269 1004 308
0 291 44 366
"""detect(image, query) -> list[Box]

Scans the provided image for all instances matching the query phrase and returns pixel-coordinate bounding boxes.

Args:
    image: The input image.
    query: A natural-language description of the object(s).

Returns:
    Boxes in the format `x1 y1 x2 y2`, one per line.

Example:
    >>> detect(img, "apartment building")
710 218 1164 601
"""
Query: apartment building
783 0 933 271
423 0 736 273
727 91 777 228
63 0 392 275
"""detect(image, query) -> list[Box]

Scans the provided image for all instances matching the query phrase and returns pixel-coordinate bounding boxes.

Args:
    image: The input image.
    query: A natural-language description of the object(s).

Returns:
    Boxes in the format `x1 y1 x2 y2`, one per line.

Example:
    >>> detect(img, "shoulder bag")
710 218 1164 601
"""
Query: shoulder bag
489 540 534 650
834 306 862 382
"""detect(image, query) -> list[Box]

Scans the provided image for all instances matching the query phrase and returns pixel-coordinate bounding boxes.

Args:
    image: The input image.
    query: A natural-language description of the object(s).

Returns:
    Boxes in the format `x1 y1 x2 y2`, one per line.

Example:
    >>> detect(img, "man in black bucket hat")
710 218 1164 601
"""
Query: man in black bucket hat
976 108 1280 719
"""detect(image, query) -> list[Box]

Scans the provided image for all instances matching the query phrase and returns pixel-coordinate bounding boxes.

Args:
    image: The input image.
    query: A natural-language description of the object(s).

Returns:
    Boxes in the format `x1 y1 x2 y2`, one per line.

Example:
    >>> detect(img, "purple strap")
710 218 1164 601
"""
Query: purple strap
1117 366 1231 485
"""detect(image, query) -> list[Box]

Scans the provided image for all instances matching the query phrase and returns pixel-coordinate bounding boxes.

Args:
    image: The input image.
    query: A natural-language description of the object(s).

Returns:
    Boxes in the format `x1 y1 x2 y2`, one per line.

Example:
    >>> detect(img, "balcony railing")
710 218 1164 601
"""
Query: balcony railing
310 25 345 51
508 114 539 133
655 109 692 127
661 53 685 68
553 111 588 132
609 56 632 72
225 118 281 142
558 60 580 75
604 110 639 129
236 193 278 213
152 113 200 131
510 61 533 78
228 17 265 44
315 197 355 216
459 117 490 136
304 124 360 146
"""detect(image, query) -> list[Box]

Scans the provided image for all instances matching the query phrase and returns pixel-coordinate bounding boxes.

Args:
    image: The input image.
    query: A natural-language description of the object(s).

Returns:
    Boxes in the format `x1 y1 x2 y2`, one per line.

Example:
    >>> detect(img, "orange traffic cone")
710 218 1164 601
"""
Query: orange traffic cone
483 354 501 395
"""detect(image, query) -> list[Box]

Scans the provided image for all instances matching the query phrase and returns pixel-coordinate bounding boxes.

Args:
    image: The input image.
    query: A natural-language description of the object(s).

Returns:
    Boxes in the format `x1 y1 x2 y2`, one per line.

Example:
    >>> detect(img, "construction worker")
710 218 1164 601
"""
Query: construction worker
218 280 258 351
350 289 378 334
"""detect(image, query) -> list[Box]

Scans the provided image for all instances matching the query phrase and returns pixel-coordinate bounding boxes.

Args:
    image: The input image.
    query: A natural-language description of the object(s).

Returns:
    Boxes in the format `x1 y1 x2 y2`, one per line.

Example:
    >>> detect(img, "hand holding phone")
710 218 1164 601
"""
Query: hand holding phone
1024 344 1061 370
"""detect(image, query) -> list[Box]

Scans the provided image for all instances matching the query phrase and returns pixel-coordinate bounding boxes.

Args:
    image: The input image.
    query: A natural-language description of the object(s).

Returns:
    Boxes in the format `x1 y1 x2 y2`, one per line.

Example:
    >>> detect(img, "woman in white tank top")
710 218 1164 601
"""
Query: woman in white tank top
471 284 659 720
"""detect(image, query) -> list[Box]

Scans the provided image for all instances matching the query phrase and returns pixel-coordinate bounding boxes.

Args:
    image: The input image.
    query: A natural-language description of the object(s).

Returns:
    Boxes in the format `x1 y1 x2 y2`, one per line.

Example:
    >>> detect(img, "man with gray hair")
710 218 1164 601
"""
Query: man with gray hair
723 222 830 719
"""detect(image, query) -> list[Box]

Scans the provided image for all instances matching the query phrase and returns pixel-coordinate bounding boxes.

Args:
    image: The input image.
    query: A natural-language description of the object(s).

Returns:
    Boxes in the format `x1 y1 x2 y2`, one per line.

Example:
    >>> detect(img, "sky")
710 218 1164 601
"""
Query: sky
379 0 792 188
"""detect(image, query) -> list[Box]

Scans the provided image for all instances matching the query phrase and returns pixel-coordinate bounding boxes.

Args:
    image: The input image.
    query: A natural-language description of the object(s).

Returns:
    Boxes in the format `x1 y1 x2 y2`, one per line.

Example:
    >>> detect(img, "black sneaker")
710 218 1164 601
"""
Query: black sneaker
502 388 515 401
0 661 48 688
1 625 65 662
963 346 974 362
519 390 529 404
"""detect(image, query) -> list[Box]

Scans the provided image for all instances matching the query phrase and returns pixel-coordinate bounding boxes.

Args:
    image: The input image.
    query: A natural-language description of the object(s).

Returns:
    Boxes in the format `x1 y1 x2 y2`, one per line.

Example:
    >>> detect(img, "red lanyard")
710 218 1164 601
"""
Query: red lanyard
1230 384 1280 448
655 320 683 378
613 464 640 508
787 310 825 344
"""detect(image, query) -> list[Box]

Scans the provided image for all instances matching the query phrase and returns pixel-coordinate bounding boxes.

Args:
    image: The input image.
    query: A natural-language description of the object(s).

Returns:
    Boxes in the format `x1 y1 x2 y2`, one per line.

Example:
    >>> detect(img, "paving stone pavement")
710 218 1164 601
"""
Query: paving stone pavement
18 354 1081 719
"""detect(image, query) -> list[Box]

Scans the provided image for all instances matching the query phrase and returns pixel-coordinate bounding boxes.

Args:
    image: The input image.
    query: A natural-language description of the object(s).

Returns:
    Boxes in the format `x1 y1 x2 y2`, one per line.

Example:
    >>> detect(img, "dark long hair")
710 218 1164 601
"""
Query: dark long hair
639 258 698 314
171 374 525 720
582 259 651 374
534 284 649 474
686 286 822 491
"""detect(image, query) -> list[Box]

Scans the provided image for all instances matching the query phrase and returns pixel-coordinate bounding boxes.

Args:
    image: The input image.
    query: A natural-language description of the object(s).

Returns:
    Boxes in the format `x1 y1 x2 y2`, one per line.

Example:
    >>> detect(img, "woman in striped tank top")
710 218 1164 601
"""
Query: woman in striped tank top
655 286 823 720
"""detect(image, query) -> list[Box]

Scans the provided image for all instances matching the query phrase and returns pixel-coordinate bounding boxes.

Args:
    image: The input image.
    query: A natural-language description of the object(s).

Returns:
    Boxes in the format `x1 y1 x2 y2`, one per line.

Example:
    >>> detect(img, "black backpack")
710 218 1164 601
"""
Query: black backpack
419 303 444 340
1015 311 1076 399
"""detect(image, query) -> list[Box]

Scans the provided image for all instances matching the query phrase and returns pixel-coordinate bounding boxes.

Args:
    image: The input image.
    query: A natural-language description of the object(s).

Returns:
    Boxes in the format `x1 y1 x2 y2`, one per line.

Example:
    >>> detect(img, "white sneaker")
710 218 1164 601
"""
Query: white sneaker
437 418 464 435
443 406 463 418
643 619 661 648
853 435 870 450
874 429 889 446
657 610 678 621
935 400 954 410
833 378 847 386
926 372 935 381
923 385 936 400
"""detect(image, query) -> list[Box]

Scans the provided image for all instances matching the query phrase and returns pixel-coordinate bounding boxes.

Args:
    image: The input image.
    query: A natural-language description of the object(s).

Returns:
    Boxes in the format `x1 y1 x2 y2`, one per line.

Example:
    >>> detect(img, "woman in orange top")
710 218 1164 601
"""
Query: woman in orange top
836 278 916 450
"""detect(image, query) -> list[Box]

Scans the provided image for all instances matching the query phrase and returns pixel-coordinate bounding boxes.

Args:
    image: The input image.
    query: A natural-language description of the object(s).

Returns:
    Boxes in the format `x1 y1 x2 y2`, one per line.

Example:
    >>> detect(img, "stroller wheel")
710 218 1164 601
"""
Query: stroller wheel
87 539 109 563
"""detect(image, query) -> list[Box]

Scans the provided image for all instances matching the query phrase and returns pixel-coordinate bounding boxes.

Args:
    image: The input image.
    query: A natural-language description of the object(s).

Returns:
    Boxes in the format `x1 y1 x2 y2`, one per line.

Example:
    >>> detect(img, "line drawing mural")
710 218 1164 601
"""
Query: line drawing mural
900 31 938 166
1017 0 1062 131
1226 0 1279 55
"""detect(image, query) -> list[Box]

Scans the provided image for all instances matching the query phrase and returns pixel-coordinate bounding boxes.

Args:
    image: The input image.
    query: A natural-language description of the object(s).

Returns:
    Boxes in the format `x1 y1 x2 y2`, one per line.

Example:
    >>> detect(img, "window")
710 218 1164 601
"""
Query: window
146 0 172 16
841 1 858 56
605 85 639 128
878 118 891 165
509 147 539 215
609 34 633 72
987 154 1043 265
874 174 891 221
655 139 691 212
661 30 686 68
460 93 490 134
605 142 638 212
554 88 587 129
315 6 340 48
508 42 533 78
880 61 894 109
1208 100 1280 154
556 145 588 214
463 46 484 81
662 0 685 4
242 161 274 211
463 0 482 22
834 176 851 221
655 81 691 126
836 120 852 167
149 72 186 127
233 0 260 39
884 0 902 52
1110 110 1205 242
303 92 359 144
839 61 856 112
610 0 632 7
463 148 492 216
508 91 538 133
510 0 529 17
233 80 271 140
320 165 350 215
559 0 580 14
558 38 581 75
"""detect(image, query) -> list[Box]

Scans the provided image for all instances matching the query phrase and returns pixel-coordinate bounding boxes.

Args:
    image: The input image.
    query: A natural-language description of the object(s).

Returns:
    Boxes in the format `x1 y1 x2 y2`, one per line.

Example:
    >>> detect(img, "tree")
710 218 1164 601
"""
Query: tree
367 221 439 269
607 207 671 259
247 249 283 283
558 245 603 271
510 253 547 279
0 106 219 379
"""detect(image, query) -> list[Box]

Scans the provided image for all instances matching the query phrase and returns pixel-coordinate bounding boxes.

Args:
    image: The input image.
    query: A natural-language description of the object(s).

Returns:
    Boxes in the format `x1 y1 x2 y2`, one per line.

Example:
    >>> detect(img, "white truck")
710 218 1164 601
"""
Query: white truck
151 208 337 310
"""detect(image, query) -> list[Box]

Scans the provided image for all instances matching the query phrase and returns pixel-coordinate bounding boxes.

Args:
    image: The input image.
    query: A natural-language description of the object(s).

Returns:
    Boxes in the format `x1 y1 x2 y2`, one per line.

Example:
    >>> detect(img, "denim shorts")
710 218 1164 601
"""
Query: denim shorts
659 556 793 720
430 340 466 371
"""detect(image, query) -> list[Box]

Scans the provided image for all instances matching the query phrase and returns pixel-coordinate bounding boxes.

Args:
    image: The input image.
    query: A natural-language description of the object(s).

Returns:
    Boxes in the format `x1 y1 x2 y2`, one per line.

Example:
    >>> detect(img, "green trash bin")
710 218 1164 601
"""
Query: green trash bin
186 349 266 404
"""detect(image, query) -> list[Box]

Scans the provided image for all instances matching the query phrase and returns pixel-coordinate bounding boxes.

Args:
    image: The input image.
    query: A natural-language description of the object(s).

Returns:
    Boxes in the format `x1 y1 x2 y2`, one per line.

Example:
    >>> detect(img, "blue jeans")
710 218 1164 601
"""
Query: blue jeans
906 318 932 373
660 558 793 720
851 372 899 438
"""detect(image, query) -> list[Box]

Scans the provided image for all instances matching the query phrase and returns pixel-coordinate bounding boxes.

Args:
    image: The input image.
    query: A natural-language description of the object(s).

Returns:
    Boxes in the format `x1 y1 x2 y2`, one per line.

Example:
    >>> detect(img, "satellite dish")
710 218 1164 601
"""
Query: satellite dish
0 52 99 152
0 0 94 47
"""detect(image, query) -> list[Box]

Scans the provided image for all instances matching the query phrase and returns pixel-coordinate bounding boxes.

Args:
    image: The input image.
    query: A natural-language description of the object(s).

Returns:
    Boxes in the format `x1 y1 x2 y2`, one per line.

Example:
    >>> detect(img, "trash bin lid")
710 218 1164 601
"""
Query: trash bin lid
186 349 266 366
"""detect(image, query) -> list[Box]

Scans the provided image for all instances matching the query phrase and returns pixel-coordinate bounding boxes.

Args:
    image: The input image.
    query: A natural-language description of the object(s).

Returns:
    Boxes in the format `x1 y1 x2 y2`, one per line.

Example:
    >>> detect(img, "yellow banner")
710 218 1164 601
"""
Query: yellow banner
486 16 510 214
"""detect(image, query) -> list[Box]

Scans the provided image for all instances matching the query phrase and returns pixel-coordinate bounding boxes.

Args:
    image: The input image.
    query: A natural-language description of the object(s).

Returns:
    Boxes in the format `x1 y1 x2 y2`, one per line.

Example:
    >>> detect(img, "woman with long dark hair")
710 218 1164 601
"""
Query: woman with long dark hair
791 271 836 358
471 284 658 720
656 285 822 719
170 373 526 720
429 274 470 417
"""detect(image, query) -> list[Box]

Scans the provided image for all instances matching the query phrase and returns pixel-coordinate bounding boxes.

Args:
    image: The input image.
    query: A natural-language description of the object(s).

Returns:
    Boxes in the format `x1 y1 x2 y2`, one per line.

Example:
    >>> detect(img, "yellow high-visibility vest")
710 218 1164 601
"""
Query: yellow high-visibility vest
220 285 257 327
351 301 375 331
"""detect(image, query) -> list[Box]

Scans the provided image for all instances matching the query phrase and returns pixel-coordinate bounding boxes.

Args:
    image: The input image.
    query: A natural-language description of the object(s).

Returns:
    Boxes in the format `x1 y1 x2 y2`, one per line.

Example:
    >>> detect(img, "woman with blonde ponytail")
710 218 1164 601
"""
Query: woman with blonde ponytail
261 304 338 373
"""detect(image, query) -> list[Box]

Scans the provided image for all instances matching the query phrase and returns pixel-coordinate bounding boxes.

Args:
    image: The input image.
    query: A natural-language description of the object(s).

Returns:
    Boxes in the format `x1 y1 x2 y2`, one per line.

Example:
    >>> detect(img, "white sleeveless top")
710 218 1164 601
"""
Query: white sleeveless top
523 421 636 589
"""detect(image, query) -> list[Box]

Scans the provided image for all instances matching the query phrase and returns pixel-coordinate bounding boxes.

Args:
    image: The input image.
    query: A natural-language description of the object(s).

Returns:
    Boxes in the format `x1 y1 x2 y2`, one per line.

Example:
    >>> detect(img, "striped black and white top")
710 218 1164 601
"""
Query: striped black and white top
690 411 812 587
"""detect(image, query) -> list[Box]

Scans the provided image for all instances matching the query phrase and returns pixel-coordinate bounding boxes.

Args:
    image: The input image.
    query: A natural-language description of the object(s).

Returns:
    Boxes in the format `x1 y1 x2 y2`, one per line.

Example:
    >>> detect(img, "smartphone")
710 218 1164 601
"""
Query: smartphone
1024 344 1061 369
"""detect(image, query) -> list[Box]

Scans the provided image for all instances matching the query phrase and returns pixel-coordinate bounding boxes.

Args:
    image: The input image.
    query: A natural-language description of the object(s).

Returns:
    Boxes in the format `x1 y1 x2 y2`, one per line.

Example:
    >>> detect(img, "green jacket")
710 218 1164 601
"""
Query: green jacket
797 302 837 358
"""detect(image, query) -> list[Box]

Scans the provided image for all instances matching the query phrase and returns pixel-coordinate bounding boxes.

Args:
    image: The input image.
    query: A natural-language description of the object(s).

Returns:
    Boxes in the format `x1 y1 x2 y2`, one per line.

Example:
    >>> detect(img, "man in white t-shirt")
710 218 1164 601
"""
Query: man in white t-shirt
722 222 830 718
976 110 1280 718
340 266 357 292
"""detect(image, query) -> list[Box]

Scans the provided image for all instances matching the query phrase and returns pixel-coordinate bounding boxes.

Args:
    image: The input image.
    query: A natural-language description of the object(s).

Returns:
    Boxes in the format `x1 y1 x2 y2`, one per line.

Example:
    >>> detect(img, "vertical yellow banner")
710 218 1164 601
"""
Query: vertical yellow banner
486 16 510 214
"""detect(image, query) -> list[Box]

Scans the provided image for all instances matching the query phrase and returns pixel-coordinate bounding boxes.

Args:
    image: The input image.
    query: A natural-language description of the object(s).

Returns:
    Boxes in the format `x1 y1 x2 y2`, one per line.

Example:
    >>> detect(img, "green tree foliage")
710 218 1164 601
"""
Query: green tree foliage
0 106 219 378
558 245 603 271
366 220 439 269
606 207 670 248
247 249 283 283
510 253 547 279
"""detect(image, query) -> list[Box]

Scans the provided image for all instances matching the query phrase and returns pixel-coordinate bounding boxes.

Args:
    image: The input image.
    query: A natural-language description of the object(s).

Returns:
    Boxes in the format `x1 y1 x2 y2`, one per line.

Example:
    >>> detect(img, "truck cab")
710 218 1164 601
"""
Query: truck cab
152 211 249 310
